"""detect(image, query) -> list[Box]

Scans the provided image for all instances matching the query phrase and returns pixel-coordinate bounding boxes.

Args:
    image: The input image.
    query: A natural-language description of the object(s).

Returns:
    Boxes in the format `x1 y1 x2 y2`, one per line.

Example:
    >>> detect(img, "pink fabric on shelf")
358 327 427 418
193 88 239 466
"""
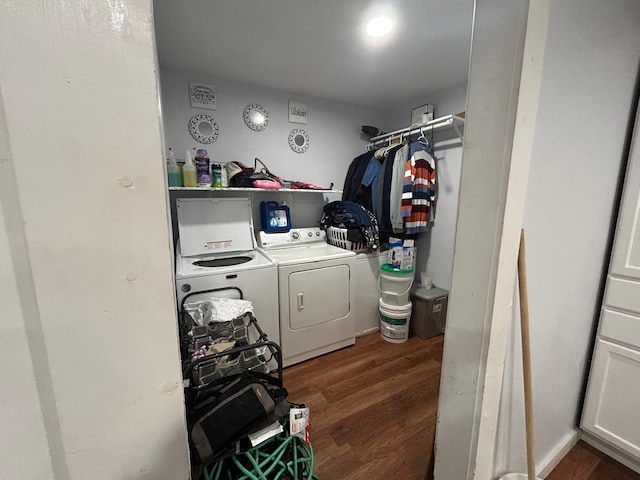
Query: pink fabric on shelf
252 179 281 189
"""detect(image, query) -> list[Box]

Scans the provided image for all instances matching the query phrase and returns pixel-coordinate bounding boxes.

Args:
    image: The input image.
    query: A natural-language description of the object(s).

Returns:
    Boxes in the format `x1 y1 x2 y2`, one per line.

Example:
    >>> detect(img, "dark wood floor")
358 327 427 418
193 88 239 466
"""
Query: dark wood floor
547 441 640 480
284 332 443 480
284 332 640 480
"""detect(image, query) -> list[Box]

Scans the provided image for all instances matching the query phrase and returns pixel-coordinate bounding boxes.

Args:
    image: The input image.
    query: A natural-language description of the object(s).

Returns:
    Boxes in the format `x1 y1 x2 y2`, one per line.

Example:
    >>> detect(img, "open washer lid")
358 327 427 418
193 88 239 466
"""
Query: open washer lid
176 197 256 257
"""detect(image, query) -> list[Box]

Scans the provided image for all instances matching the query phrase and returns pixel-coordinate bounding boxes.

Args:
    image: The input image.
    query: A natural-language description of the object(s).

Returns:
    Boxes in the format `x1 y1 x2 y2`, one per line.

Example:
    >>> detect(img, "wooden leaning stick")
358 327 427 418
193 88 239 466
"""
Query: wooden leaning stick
518 228 536 480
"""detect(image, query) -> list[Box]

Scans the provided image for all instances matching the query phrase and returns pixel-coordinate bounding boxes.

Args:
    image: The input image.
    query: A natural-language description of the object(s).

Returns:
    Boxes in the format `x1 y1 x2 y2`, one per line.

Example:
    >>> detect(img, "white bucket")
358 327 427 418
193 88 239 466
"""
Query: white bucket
379 299 412 343
378 265 414 306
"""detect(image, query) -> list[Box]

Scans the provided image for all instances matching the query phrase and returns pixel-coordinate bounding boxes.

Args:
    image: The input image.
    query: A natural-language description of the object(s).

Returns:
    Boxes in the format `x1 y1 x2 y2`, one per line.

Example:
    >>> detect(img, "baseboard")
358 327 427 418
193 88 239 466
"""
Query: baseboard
356 326 379 337
537 429 580 478
581 431 640 474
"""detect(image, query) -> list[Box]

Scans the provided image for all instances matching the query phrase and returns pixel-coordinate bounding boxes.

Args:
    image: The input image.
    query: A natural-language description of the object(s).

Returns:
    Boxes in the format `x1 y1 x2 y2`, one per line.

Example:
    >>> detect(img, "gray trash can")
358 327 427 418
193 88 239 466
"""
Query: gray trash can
410 287 448 338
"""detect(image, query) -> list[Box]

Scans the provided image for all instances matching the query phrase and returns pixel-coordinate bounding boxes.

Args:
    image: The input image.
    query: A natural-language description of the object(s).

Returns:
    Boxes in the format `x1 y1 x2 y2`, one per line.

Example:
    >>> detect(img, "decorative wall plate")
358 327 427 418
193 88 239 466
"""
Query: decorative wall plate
243 104 269 131
189 113 219 144
288 128 310 154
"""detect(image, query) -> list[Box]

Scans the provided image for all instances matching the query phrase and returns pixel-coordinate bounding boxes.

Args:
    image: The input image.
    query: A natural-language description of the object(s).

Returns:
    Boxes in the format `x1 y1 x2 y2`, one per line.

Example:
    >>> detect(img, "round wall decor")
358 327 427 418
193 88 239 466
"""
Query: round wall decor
243 104 269 131
189 113 219 144
288 128 310 154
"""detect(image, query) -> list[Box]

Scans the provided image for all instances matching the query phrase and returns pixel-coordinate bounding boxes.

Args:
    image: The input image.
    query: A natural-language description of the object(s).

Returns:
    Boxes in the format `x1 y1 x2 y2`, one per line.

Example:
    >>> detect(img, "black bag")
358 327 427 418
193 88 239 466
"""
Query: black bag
188 371 289 465
229 170 274 187
229 158 281 187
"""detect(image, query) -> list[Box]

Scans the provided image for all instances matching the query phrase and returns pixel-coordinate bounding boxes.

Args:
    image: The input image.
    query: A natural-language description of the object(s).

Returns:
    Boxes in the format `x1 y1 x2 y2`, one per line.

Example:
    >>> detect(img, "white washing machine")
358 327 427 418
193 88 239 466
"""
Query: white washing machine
174 198 280 347
260 228 356 367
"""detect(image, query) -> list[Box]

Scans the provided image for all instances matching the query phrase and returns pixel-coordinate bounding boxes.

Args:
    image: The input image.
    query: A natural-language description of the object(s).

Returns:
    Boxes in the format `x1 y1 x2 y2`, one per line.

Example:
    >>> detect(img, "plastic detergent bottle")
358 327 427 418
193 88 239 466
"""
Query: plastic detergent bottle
211 163 222 188
195 149 211 187
166 147 181 187
182 149 197 187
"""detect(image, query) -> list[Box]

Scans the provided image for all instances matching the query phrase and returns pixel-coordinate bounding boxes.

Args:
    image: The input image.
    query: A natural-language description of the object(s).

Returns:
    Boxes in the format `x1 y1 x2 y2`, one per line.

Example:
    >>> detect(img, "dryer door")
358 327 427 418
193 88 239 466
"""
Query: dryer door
288 265 350 329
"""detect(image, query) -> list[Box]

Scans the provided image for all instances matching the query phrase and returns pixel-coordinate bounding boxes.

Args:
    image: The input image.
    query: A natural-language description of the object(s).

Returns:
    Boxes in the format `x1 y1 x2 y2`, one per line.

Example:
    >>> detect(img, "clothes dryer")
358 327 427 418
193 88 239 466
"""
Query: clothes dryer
260 228 356 367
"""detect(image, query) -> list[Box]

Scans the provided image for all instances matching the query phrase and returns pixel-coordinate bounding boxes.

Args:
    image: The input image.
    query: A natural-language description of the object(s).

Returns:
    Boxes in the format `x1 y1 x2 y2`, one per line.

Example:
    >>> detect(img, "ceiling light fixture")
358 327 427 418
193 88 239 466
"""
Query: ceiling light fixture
366 16 392 38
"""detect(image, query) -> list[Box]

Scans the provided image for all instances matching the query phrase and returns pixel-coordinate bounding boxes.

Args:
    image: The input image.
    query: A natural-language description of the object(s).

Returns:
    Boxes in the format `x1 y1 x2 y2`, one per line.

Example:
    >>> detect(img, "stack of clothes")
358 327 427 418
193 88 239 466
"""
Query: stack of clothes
320 200 379 251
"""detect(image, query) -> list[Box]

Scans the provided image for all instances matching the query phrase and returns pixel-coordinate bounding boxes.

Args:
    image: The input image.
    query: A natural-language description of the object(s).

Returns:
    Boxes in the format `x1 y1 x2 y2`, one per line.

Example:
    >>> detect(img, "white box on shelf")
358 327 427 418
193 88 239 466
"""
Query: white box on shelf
411 104 434 125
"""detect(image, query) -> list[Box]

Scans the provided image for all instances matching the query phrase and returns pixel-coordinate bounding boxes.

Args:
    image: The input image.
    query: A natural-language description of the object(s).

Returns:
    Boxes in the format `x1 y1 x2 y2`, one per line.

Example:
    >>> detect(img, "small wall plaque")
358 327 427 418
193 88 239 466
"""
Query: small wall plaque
189 81 217 110
288 100 308 124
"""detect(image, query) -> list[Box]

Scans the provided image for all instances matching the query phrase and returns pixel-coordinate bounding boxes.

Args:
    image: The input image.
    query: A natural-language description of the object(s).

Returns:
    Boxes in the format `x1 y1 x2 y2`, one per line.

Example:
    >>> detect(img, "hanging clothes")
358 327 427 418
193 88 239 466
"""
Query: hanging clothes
389 144 410 234
342 152 371 203
377 144 403 235
402 141 437 234
375 154 387 227
361 156 382 215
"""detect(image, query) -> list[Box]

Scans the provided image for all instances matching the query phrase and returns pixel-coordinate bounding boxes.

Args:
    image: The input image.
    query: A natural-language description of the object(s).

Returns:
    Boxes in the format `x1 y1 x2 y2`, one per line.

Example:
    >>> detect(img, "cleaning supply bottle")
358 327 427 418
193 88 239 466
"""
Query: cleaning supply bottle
182 149 197 187
195 149 211 187
211 163 222 188
166 147 181 187
220 163 229 187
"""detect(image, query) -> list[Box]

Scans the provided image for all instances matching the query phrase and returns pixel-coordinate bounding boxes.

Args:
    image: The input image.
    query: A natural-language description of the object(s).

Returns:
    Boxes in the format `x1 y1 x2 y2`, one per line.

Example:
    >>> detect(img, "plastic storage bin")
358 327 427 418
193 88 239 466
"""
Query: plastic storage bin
410 287 449 338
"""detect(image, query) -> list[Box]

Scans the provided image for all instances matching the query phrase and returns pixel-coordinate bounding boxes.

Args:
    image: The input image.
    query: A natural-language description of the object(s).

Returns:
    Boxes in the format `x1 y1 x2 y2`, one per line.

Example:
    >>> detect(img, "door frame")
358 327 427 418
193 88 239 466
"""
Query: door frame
434 1 551 478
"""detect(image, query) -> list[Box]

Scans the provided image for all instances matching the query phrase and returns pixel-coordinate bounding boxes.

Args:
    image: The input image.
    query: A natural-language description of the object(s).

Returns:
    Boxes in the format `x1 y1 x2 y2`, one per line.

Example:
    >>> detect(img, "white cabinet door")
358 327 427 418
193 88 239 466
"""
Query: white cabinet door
582 339 640 458
582 105 640 464
610 106 640 281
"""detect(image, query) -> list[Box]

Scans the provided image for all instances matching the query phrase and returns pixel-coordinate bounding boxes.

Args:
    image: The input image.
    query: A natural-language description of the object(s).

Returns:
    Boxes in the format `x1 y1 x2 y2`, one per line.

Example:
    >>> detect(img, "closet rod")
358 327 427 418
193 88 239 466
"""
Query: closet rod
367 114 465 150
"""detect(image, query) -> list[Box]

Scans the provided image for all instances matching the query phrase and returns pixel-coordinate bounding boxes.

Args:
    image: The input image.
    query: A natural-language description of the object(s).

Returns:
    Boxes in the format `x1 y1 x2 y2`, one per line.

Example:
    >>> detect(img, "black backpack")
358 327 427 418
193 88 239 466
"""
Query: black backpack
187 370 289 465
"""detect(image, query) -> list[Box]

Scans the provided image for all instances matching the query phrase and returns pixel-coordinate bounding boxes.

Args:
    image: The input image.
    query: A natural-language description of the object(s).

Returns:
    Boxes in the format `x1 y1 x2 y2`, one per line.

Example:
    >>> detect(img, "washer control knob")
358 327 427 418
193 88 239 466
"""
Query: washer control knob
291 231 300 240
307 231 313 237
316 231 321 236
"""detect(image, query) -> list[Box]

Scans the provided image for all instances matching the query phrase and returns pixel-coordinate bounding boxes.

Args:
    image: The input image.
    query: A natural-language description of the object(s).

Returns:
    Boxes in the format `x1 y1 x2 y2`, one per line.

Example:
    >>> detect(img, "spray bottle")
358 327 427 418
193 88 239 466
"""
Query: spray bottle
167 147 181 187
182 149 197 187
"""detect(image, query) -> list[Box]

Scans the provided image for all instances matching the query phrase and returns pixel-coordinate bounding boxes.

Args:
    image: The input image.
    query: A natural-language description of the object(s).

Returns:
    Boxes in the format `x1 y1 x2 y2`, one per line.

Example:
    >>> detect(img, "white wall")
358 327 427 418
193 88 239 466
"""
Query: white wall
160 68 387 190
495 0 640 476
418 134 464 291
0 1 190 479
0 96 56 479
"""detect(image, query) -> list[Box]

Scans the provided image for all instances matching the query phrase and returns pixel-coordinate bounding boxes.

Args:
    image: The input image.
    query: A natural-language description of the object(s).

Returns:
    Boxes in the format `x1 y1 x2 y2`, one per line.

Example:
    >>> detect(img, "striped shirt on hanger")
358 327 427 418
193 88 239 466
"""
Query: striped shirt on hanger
402 142 436 234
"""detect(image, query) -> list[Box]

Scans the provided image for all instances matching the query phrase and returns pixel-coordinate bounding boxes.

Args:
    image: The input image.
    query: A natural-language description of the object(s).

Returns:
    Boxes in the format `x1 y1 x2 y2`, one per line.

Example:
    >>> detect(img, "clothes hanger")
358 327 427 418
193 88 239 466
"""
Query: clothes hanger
417 126 439 160
384 134 402 153
374 135 397 158
374 142 387 158
417 126 430 146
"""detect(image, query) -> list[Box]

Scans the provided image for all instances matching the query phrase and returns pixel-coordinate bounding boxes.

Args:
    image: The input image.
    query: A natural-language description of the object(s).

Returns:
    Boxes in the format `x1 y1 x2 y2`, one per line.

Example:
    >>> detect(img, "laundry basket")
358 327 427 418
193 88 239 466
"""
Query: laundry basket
326 226 368 252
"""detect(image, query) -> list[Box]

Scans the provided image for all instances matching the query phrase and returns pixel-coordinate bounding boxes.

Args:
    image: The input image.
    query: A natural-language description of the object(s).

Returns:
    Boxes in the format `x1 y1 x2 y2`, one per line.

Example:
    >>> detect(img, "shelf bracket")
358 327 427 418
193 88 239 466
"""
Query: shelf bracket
452 120 464 142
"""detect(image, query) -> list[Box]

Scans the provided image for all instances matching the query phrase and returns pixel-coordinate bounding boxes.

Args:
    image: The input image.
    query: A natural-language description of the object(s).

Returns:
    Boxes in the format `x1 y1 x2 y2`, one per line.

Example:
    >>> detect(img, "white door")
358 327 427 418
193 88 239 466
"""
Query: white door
582 105 640 461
